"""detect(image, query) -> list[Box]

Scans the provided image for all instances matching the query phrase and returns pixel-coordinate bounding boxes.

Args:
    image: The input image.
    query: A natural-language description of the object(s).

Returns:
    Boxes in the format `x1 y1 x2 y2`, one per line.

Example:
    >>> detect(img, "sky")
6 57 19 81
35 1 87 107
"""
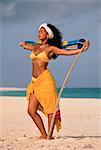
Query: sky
0 0 101 88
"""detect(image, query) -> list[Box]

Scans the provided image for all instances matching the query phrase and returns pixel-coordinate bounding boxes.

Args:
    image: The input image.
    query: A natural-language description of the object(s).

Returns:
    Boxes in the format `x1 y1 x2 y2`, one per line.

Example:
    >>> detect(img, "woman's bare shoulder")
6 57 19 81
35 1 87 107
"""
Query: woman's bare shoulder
46 45 56 52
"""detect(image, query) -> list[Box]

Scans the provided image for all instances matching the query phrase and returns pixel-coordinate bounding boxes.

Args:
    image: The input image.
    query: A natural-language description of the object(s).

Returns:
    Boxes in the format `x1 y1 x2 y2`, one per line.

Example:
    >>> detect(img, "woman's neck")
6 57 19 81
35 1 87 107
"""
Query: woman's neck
41 39 48 46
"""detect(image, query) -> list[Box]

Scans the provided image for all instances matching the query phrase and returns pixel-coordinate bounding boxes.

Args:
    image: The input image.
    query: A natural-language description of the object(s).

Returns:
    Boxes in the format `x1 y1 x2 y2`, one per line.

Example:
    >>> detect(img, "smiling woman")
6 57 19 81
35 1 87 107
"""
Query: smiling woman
19 22 90 140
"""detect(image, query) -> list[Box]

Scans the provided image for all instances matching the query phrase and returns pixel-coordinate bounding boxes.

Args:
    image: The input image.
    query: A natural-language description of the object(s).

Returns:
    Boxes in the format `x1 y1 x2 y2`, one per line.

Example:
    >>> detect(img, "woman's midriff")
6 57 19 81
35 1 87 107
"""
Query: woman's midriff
32 60 48 78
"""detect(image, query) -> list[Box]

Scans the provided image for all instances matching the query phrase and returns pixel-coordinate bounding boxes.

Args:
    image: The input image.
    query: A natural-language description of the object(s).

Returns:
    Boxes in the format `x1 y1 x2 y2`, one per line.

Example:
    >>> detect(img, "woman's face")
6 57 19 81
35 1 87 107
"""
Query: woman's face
38 27 49 40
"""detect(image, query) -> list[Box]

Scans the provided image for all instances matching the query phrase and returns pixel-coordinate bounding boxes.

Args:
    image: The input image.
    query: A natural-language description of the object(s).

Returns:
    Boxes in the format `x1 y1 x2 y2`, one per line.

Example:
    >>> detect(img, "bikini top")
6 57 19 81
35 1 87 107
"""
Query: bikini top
29 51 49 62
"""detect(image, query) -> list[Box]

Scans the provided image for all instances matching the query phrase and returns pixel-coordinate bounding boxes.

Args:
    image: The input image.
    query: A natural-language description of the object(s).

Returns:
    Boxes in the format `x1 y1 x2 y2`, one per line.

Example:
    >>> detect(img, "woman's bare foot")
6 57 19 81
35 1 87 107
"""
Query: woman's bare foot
36 135 54 140
47 136 54 140
35 134 47 140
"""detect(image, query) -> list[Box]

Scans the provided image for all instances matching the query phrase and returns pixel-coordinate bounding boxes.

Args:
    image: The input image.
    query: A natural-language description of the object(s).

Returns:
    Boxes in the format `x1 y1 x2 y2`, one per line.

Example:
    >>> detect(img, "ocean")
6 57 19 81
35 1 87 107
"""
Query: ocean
0 88 100 99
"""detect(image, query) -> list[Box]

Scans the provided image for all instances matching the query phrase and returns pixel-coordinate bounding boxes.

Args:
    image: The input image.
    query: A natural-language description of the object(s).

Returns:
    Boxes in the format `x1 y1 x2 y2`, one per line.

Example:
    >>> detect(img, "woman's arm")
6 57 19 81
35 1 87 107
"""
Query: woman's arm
51 40 90 56
19 42 34 51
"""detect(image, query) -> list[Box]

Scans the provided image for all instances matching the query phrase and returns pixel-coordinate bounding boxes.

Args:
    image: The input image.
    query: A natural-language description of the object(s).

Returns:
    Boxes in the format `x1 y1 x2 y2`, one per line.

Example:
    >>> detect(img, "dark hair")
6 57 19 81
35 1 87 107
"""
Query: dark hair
47 24 62 59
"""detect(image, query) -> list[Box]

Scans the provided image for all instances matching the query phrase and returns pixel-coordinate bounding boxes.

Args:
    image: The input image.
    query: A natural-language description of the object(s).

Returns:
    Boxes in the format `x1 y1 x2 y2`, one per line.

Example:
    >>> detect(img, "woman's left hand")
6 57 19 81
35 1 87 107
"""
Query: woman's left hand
81 40 90 52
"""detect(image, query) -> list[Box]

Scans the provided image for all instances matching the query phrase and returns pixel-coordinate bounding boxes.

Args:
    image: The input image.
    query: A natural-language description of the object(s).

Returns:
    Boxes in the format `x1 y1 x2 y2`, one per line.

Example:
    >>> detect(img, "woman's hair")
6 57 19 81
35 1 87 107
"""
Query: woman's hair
47 24 62 59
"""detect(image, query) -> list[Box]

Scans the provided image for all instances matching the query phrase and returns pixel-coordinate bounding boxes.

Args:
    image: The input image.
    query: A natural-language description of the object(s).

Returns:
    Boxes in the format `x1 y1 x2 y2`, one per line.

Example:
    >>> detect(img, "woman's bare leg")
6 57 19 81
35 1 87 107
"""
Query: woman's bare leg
28 93 47 139
48 114 55 139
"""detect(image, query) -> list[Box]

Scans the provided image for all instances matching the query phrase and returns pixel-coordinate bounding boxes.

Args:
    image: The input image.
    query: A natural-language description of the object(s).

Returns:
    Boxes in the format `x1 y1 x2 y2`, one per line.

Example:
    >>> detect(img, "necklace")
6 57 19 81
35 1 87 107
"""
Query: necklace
40 44 48 48
33 44 48 56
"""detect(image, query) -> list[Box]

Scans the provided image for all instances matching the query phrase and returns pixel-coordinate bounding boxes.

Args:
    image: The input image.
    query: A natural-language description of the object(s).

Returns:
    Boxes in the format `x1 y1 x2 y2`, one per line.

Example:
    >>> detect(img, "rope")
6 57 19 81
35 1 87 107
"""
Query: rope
47 47 85 139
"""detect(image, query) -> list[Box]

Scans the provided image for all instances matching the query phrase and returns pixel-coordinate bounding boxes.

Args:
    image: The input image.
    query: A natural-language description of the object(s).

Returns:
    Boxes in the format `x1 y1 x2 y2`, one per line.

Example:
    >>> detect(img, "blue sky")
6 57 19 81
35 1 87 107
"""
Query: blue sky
0 0 101 88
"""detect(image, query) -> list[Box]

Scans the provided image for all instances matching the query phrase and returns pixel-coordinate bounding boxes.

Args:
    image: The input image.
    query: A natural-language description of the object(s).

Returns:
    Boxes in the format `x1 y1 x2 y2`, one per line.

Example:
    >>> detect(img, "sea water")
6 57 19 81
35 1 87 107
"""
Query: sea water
0 88 100 99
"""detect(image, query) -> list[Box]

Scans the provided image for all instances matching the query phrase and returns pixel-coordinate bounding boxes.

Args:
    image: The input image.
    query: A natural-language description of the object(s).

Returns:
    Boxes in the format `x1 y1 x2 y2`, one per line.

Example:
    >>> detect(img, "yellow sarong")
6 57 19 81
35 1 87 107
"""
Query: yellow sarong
26 69 61 132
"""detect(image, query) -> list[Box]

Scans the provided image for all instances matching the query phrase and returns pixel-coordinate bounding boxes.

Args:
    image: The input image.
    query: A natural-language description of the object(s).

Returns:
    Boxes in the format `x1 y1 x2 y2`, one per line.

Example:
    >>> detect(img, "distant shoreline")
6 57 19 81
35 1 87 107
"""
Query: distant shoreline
0 87 26 91
0 87 100 91
0 87 100 98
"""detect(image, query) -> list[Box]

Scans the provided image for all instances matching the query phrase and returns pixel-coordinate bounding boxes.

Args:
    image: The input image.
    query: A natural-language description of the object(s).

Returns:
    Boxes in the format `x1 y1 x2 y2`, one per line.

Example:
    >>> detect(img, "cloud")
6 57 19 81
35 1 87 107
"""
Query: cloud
3 2 16 17
1 0 100 24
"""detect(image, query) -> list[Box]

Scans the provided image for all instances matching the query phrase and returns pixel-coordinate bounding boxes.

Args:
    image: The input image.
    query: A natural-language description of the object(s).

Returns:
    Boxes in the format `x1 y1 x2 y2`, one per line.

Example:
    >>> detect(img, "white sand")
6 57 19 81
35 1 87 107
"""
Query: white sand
0 96 101 150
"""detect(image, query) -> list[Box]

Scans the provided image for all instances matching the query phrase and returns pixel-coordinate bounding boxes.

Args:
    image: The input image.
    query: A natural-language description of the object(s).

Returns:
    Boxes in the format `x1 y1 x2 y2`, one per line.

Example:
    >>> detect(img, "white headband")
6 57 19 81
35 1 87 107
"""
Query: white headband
39 23 54 39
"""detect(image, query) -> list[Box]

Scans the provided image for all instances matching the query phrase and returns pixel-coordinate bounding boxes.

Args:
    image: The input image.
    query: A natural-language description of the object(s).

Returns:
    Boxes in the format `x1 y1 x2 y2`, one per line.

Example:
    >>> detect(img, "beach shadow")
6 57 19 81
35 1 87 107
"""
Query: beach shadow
56 135 101 140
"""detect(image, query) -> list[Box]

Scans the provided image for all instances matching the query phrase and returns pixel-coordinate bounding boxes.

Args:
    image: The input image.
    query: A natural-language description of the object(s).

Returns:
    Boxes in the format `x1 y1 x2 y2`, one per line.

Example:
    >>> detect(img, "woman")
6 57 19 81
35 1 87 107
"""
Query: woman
19 23 90 140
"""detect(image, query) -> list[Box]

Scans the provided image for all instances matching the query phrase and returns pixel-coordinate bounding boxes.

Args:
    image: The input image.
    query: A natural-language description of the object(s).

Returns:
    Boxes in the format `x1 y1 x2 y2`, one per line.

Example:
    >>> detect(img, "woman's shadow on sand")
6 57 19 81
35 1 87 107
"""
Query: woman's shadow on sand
56 135 101 139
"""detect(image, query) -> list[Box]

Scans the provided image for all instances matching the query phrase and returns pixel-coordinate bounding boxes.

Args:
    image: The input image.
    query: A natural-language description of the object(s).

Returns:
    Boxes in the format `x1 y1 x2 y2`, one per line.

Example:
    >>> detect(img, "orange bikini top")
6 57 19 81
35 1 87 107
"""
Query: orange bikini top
29 51 49 62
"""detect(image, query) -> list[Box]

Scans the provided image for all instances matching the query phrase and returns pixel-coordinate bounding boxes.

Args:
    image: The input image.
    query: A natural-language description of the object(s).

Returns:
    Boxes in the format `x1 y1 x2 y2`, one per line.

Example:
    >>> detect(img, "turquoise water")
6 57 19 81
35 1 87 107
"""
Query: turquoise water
0 88 101 98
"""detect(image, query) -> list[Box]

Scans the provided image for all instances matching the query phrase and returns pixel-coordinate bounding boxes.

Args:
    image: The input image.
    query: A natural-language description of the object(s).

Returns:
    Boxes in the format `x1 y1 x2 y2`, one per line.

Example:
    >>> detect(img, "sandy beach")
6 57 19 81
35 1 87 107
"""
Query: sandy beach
0 96 101 150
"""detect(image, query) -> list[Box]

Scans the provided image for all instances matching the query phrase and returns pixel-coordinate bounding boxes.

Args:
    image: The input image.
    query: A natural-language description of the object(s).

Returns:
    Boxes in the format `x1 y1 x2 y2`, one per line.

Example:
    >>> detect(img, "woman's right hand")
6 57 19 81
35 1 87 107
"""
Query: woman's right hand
19 42 26 47
19 42 34 51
